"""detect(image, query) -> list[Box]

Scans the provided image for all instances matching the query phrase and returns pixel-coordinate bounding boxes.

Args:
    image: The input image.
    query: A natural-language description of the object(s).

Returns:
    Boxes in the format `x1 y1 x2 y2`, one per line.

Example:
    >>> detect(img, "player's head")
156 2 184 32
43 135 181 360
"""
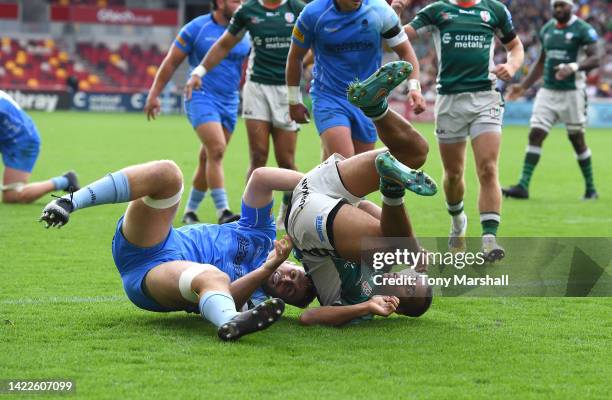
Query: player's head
335 0 363 12
378 269 433 317
212 0 241 21
262 261 317 308
552 0 573 23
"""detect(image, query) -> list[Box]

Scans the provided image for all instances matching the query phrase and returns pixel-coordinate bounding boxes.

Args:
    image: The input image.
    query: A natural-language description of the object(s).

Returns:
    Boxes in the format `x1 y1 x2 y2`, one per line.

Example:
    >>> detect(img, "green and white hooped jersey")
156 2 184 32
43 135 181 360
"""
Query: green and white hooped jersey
409 0 517 95
540 16 598 91
228 0 305 85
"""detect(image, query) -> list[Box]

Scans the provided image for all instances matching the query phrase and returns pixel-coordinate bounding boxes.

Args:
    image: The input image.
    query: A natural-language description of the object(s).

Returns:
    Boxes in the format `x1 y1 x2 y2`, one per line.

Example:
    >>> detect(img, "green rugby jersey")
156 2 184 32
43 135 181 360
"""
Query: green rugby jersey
539 16 598 91
228 0 305 85
330 256 376 307
409 0 516 95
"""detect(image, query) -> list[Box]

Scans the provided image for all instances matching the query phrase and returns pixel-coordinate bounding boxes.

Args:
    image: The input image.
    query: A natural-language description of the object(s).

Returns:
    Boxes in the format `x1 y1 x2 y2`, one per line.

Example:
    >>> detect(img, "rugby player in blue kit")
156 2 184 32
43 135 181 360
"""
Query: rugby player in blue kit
286 0 427 161
39 160 316 341
1 90 79 203
145 0 250 225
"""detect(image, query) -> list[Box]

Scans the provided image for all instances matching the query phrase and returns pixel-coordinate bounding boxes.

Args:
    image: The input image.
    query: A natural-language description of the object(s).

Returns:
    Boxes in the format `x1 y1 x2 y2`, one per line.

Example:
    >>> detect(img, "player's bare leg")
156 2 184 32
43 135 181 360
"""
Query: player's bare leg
320 126 355 160
503 127 548 199
439 141 468 252
271 126 299 230
245 119 272 179
2 167 79 204
472 132 504 261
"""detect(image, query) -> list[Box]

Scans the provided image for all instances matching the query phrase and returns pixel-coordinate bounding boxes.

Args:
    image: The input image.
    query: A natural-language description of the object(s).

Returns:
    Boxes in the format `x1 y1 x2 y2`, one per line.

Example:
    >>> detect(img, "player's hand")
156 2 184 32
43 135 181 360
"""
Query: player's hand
265 235 293 270
491 63 517 81
390 0 408 15
144 96 161 121
184 75 202 101
506 84 525 101
554 63 576 81
408 90 426 115
289 103 310 124
368 295 399 317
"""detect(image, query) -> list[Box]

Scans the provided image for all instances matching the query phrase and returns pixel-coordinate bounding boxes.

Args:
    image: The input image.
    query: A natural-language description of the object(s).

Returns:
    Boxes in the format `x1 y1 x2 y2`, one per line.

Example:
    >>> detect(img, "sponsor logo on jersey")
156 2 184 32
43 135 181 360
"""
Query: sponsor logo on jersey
251 16 263 24
480 11 491 23
323 25 339 33
361 280 373 297
292 25 304 42
565 32 574 41
459 9 475 15
285 12 295 24
315 215 325 242
360 18 369 33
442 33 488 49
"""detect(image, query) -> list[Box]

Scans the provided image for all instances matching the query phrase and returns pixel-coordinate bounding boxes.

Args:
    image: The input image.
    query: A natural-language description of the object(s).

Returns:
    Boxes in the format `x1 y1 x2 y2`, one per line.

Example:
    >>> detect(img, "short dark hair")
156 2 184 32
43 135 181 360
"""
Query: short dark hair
396 284 433 317
293 276 317 308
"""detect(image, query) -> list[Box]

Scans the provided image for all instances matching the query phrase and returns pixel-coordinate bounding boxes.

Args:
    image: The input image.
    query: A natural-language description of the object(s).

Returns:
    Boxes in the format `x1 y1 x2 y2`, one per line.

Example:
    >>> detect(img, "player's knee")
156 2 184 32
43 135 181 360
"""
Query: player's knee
409 133 429 168
444 169 463 186
250 149 268 168
528 128 547 146
191 268 230 293
477 161 498 183
155 160 183 188
205 143 226 163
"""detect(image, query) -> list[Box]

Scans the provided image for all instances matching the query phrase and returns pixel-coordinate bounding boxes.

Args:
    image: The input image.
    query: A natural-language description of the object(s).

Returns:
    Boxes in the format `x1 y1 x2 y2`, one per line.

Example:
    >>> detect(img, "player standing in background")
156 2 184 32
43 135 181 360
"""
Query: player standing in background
286 0 426 161
503 0 600 200
185 0 306 230
405 0 524 260
0 90 79 203
144 0 250 225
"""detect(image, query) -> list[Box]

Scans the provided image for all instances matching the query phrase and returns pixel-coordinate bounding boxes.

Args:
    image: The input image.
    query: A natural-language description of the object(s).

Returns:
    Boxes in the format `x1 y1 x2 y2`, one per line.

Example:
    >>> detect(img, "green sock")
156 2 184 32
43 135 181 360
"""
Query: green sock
518 146 541 189
577 149 595 193
480 212 500 236
282 191 292 205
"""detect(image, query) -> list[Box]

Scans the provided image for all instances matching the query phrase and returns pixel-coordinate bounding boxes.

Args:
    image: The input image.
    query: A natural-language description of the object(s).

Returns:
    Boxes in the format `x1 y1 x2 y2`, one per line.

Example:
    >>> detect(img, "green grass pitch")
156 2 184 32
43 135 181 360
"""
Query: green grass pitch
1 111 611 399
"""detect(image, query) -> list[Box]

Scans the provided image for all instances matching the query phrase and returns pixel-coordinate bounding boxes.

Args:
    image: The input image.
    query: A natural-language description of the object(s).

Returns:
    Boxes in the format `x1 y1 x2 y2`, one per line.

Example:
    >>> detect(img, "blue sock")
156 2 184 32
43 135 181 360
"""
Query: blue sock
199 291 238 327
186 188 206 213
67 171 131 211
51 176 69 191
211 188 229 212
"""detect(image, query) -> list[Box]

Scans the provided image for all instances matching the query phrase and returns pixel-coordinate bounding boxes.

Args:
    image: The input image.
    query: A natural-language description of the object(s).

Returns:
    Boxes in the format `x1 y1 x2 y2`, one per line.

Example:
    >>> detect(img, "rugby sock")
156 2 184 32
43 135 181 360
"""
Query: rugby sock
66 171 130 211
51 176 69 191
380 178 405 205
518 145 542 189
211 188 229 216
186 188 206 213
362 101 389 120
199 291 238 327
480 212 500 237
576 149 595 193
447 201 465 230
282 191 292 206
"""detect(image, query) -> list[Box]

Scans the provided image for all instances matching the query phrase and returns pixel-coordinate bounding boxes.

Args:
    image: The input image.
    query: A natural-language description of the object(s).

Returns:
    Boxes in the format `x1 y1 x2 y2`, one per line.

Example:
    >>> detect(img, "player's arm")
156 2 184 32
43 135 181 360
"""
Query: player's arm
145 44 187 120
507 46 545 100
492 36 524 82
391 38 426 114
555 42 600 81
286 43 311 123
243 167 303 209
184 31 243 100
230 237 293 309
298 296 399 326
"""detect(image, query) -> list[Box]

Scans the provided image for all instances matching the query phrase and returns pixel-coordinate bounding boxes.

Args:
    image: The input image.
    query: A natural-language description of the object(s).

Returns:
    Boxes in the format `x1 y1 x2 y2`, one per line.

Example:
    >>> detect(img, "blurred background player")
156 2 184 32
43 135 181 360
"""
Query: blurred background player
185 0 306 230
286 0 426 160
144 0 250 225
405 0 525 260
39 159 309 341
0 90 79 204
503 0 601 200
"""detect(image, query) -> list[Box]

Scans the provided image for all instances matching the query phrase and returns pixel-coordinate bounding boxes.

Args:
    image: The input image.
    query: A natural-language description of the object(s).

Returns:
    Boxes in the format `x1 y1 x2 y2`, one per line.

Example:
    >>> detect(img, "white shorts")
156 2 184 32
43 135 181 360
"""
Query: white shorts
434 90 504 144
241 80 299 131
530 88 587 133
287 154 361 256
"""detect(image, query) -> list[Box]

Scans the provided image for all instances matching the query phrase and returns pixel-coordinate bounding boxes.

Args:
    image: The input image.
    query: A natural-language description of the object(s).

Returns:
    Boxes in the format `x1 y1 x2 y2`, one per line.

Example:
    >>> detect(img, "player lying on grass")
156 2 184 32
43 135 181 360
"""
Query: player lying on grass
1 90 80 203
39 160 316 341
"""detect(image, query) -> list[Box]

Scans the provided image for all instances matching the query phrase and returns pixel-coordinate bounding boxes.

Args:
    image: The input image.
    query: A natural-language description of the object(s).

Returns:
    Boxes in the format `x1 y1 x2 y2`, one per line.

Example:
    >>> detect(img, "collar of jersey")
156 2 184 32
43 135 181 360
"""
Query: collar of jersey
333 0 364 13
449 0 482 7
258 0 288 9
555 14 577 28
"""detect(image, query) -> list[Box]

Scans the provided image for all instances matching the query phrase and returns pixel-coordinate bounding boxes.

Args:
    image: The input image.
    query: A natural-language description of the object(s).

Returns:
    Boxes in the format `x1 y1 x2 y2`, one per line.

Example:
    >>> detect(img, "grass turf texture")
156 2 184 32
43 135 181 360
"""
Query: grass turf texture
1 111 611 399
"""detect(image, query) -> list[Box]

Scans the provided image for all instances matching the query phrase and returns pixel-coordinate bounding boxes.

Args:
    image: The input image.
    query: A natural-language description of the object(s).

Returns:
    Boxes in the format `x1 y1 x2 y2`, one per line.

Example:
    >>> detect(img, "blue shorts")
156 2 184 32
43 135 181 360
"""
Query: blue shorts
0 133 40 173
311 90 377 144
111 200 275 313
184 90 238 133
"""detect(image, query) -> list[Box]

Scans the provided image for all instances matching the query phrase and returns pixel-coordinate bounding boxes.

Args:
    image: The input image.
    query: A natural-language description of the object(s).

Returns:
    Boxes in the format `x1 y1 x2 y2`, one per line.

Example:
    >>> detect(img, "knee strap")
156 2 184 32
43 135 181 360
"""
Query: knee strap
143 185 184 209
178 264 214 302
1 182 25 192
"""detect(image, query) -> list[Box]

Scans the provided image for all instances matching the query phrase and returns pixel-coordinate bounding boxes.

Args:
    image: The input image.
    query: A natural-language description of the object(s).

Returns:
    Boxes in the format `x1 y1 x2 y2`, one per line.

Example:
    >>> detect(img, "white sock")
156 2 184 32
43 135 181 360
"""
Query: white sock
198 291 238 327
